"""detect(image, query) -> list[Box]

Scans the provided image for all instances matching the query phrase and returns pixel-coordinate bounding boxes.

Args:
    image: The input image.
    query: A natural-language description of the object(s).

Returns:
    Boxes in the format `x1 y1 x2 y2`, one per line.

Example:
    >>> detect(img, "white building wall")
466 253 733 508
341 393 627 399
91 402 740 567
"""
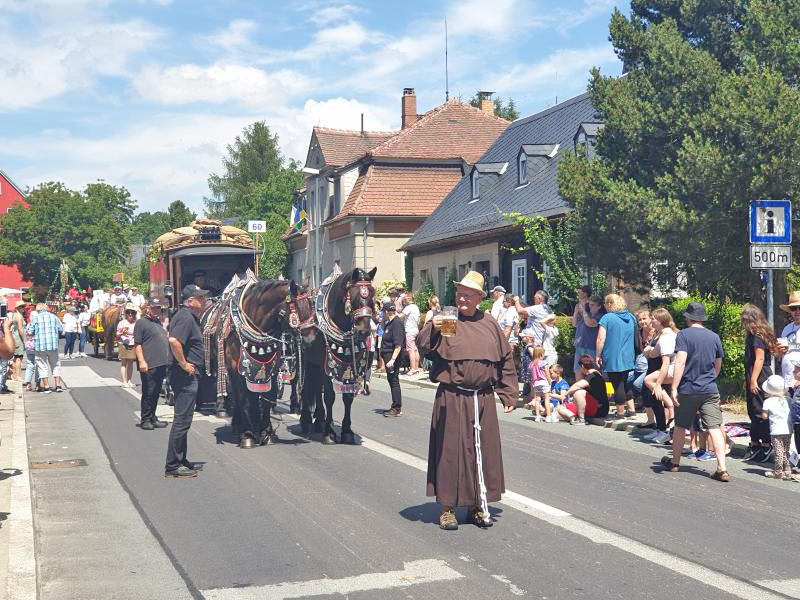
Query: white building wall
412 240 500 296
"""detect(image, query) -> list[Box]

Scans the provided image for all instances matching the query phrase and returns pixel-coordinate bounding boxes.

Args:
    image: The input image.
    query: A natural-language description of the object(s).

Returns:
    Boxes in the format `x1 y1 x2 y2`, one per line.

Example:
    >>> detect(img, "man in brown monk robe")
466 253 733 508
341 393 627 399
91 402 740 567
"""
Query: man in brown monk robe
417 270 517 530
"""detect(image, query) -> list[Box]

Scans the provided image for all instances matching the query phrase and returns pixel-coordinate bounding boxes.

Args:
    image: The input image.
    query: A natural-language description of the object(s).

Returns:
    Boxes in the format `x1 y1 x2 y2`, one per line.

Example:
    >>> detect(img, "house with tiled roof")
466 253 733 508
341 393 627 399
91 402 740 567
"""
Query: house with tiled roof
402 92 601 302
0 170 32 301
285 88 509 287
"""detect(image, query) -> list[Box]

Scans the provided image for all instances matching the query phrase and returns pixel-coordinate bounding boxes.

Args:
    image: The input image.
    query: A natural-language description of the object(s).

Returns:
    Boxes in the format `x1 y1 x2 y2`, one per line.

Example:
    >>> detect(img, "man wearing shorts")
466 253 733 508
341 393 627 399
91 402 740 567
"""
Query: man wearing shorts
661 302 730 482
402 293 421 375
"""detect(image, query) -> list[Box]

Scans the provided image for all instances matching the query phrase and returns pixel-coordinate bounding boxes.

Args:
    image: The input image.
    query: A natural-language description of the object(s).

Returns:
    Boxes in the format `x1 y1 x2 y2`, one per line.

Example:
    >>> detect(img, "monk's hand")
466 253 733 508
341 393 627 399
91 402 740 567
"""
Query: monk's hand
504 404 515 413
431 315 443 330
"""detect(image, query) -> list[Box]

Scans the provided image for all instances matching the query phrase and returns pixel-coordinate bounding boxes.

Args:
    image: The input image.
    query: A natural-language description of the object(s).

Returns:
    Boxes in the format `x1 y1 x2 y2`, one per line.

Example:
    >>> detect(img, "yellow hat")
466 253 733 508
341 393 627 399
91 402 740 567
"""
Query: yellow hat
780 291 800 313
454 270 486 297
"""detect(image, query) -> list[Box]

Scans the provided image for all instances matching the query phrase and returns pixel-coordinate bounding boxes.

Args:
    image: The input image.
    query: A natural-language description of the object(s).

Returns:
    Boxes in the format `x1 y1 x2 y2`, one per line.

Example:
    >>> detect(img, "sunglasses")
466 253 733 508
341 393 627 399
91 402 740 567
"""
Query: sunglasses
790 307 800 312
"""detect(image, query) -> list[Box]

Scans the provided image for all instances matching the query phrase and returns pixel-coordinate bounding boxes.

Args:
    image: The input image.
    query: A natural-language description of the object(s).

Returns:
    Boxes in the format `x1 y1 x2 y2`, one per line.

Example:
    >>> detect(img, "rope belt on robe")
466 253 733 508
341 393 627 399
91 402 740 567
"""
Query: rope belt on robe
444 383 493 517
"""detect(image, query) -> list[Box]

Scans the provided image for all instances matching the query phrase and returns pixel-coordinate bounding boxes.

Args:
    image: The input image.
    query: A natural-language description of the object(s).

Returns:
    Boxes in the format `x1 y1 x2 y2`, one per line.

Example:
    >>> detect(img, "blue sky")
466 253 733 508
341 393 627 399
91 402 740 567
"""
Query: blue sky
0 0 626 214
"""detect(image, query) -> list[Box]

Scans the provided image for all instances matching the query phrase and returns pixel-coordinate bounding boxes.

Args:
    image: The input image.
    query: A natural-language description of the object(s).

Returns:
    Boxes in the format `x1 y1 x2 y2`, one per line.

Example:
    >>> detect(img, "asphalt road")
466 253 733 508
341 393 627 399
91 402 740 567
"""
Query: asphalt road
31 353 800 600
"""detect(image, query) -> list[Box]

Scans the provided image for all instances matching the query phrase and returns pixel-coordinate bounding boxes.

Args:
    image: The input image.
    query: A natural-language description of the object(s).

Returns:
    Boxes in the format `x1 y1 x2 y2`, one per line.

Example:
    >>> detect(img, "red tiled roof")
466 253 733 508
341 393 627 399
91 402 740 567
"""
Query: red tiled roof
312 127 396 168
334 164 464 220
368 101 510 163
282 224 307 241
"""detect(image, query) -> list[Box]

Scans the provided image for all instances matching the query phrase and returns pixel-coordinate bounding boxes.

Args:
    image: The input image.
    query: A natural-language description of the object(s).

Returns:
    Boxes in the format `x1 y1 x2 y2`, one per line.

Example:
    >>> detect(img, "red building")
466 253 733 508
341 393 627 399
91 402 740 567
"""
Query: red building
0 170 31 305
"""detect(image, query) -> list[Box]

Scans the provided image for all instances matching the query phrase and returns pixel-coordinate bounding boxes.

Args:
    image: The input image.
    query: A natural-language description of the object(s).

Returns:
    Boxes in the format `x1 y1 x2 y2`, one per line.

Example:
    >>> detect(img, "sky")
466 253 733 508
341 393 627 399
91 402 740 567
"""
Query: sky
0 0 626 215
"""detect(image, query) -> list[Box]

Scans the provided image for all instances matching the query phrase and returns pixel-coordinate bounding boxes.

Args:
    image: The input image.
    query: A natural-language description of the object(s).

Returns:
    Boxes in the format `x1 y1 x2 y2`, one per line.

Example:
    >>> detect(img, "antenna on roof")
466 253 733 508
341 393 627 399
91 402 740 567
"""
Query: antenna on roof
445 18 449 102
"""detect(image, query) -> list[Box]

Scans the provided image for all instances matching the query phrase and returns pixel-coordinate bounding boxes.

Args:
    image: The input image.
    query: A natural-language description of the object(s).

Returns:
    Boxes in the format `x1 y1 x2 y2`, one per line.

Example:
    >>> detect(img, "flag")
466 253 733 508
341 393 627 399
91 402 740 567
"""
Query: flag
290 203 307 230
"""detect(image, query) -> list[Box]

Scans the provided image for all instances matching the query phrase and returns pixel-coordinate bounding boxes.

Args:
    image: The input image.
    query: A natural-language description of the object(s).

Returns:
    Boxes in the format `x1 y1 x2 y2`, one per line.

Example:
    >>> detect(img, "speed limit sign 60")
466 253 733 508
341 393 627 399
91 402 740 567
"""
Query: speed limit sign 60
247 220 266 233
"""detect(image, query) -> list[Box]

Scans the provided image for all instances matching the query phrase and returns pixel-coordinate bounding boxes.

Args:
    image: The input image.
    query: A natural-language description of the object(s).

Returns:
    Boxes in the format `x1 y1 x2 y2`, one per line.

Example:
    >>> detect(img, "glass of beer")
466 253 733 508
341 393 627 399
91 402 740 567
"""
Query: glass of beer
441 306 457 337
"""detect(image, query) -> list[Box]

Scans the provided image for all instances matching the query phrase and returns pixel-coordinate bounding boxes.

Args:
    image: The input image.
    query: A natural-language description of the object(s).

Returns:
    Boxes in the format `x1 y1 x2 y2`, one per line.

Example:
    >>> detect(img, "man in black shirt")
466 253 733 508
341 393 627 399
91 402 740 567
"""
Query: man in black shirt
134 299 170 431
164 284 208 478
381 301 405 417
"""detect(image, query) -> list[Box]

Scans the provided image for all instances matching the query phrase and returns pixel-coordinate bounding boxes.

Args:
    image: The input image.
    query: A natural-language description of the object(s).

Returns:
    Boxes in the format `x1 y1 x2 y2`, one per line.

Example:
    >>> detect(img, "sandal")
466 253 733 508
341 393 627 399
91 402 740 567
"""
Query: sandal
439 508 458 531
660 456 680 472
765 471 784 480
469 507 493 528
711 470 730 482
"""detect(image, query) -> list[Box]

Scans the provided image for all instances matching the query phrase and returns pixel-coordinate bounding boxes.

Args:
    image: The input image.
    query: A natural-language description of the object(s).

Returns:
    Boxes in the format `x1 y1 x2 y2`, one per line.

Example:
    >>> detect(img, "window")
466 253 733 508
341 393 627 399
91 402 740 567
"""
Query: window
518 152 527 185
511 259 527 302
458 263 468 279
297 269 303 284
419 269 428 283
437 267 447 296
475 260 490 283
471 169 480 200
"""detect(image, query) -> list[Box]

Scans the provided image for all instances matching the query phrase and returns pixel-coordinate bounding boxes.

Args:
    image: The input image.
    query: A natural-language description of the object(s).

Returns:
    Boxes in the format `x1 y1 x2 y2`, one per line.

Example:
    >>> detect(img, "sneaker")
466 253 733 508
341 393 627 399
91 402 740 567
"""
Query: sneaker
759 447 774 463
164 465 198 478
742 446 759 461
652 431 672 444
43 389 52 394
582 418 591 425
642 430 660 441
660 456 680 472
696 450 716 462
692 448 705 459
439 508 458 531
383 408 402 417
569 416 579 425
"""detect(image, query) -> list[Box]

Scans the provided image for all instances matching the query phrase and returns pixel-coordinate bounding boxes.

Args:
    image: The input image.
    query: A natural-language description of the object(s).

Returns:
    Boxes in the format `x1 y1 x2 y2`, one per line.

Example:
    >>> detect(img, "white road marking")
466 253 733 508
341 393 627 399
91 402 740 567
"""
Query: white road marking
755 579 800 599
7 392 37 600
201 558 463 600
490 574 526 596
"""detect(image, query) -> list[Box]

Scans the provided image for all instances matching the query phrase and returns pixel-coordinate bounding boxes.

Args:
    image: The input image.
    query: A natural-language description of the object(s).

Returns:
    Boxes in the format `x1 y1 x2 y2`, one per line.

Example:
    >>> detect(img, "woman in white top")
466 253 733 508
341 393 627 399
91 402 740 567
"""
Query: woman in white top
644 308 679 420
62 307 80 359
78 307 91 357
115 308 138 387
542 323 559 366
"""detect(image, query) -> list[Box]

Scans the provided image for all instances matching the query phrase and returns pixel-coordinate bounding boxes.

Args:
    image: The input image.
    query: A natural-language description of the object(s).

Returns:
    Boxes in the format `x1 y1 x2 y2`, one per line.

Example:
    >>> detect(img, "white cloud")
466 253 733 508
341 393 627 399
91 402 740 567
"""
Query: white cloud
205 19 258 52
488 44 617 96
0 18 162 110
134 62 312 107
310 3 362 25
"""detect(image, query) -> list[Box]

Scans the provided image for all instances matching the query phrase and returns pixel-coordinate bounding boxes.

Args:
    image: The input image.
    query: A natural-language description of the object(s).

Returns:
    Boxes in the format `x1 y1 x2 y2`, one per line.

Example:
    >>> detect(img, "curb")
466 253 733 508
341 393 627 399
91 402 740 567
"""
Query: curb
7 383 37 600
371 371 439 390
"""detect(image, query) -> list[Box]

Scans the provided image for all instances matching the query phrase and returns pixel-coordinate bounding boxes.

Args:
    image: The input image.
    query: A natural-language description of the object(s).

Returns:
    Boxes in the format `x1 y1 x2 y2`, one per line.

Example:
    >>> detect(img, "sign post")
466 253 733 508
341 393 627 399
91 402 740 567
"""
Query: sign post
248 220 266 275
750 199 792 370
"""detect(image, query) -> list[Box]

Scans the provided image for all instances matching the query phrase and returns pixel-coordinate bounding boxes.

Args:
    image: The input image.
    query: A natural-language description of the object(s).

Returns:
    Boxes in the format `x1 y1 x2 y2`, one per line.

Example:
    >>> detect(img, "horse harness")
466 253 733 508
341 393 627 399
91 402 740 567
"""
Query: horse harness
315 276 371 395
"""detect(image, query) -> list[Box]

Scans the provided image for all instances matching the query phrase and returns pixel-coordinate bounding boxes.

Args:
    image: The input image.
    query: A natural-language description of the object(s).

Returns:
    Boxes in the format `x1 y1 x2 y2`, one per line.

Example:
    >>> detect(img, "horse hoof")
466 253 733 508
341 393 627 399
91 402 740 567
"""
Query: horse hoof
321 433 336 445
340 431 356 445
239 437 255 449
215 410 229 418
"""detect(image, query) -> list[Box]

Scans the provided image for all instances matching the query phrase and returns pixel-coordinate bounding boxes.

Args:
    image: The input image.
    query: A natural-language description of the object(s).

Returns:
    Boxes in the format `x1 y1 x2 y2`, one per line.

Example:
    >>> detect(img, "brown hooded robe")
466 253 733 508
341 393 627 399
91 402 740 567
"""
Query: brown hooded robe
417 310 517 507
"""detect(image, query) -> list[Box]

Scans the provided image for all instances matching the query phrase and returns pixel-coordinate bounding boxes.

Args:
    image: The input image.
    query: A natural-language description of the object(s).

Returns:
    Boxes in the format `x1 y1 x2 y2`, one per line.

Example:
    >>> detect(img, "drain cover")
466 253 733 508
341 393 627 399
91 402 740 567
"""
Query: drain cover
30 459 88 470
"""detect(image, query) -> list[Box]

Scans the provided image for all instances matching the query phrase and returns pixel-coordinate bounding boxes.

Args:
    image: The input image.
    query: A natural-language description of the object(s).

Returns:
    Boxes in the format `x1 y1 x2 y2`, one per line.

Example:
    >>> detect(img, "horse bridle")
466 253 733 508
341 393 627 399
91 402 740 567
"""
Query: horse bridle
344 280 374 320
287 291 316 330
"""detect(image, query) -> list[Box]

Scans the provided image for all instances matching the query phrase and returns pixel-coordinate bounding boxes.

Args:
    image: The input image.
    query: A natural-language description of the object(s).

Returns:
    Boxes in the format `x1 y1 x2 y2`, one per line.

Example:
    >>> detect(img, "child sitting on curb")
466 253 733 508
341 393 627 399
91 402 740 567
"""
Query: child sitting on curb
547 364 570 422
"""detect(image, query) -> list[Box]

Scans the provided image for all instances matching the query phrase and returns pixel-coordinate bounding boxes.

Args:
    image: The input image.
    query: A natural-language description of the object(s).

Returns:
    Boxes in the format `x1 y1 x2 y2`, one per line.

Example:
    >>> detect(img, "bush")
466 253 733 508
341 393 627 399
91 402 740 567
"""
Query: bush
375 279 406 303
479 298 494 312
414 280 435 315
554 315 576 376
665 296 744 387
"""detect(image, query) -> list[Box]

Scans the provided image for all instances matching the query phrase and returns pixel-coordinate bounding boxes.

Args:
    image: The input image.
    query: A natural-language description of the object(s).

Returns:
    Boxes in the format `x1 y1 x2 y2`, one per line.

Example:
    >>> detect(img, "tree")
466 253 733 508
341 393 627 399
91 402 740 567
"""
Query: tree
559 0 800 303
468 93 519 121
167 200 196 229
131 211 171 244
205 122 303 278
0 182 136 289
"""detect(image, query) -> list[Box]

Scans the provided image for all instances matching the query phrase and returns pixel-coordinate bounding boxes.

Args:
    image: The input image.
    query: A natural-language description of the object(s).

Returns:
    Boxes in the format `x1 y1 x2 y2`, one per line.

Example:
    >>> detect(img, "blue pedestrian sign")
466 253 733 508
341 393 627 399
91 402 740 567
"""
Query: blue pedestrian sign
750 199 792 244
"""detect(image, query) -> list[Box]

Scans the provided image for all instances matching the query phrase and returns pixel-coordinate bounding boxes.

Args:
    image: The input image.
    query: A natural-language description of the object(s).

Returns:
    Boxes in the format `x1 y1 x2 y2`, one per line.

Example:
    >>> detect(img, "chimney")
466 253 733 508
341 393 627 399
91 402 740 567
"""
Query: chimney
478 90 495 116
401 88 417 129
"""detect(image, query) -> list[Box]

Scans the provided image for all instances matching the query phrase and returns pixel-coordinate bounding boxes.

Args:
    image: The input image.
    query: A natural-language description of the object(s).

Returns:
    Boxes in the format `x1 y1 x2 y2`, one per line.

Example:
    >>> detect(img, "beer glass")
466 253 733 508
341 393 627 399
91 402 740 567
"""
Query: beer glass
441 306 457 337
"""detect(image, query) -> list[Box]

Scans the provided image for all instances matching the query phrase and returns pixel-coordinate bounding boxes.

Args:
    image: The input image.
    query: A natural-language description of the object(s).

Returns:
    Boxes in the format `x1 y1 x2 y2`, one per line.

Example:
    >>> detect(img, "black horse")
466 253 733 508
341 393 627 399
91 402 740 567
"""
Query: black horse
314 267 377 445
219 279 314 449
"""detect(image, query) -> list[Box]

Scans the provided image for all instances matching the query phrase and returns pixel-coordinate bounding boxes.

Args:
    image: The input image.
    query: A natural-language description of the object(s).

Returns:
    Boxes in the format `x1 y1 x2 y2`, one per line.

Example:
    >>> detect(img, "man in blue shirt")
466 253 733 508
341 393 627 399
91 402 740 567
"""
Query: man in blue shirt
661 302 729 482
28 303 64 393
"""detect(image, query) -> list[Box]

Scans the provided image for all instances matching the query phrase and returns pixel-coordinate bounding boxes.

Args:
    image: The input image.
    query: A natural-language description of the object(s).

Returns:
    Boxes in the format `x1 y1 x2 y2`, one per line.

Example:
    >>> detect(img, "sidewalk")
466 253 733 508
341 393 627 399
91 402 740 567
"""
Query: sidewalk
372 369 753 458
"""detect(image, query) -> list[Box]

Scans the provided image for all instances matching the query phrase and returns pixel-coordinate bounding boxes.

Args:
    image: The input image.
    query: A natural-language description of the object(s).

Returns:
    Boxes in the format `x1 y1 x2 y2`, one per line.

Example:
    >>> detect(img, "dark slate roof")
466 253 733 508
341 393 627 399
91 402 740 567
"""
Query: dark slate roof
403 92 598 251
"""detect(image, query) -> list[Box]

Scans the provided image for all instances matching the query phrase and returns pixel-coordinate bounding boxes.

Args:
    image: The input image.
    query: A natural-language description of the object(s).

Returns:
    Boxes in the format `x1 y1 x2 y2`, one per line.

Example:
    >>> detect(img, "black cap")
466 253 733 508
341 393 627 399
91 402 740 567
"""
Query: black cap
193 270 207 277
146 298 162 307
181 284 210 301
382 300 396 312
683 301 708 322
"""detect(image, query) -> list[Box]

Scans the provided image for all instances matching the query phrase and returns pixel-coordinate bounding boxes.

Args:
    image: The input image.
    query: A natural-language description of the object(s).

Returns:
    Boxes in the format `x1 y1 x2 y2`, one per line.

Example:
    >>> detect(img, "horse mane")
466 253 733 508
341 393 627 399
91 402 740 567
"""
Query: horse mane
242 279 291 334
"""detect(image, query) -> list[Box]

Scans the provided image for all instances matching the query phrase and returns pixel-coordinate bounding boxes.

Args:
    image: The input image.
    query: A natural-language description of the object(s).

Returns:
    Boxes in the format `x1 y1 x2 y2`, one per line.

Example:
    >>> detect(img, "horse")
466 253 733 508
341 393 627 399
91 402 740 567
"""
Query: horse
313 267 377 445
215 278 315 449
100 304 123 360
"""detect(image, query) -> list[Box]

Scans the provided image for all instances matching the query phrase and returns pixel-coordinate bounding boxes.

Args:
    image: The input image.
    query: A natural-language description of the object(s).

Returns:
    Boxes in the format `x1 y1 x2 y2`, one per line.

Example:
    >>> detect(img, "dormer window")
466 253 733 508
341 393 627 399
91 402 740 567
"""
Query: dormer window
574 123 603 159
470 162 508 203
518 152 528 185
471 169 480 200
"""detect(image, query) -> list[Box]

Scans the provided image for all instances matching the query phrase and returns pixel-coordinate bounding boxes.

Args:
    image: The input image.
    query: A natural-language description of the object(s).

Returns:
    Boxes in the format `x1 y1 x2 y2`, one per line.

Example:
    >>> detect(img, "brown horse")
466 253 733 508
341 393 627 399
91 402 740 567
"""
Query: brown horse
221 279 314 448
315 267 377 445
100 305 122 360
